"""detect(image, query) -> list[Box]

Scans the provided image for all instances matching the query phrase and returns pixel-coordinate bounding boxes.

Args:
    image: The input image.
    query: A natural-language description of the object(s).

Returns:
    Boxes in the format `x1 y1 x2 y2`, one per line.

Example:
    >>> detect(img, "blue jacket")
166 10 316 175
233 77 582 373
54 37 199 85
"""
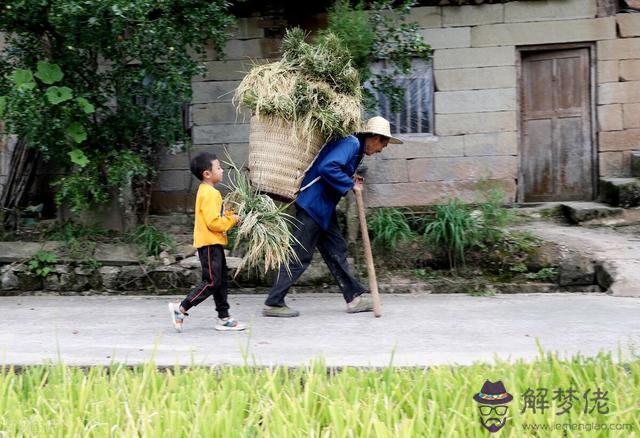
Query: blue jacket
296 135 365 230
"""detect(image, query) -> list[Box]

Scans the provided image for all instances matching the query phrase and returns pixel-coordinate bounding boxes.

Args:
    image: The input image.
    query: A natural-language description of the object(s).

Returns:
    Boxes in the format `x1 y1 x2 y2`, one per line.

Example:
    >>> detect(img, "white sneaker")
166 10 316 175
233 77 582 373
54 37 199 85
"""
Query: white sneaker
168 302 187 332
215 317 247 331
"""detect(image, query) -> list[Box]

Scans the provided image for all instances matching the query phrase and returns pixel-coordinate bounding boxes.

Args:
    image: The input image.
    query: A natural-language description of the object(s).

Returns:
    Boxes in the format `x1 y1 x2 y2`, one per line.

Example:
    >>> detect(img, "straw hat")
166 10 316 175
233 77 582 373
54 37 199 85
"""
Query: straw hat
360 116 403 144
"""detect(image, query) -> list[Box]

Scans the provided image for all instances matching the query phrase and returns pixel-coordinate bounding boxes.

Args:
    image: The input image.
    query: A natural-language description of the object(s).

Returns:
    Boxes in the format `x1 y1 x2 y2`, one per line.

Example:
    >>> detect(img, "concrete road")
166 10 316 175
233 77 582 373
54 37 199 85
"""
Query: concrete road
1 293 639 367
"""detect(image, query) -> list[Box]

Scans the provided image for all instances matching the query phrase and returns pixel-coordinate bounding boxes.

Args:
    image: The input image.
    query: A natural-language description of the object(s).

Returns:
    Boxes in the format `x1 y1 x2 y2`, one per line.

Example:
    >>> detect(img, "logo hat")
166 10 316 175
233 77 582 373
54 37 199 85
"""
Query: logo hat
473 380 514 405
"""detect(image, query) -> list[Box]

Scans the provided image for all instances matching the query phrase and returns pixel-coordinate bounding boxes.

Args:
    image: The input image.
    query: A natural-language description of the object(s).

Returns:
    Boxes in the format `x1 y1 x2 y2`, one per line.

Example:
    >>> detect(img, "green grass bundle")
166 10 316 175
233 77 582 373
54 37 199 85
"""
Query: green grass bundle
234 27 363 143
223 159 300 276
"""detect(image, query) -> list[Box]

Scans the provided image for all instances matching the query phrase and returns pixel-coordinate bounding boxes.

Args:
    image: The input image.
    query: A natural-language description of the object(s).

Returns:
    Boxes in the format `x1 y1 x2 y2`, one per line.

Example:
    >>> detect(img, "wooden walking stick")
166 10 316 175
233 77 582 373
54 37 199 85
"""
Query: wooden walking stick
354 184 382 317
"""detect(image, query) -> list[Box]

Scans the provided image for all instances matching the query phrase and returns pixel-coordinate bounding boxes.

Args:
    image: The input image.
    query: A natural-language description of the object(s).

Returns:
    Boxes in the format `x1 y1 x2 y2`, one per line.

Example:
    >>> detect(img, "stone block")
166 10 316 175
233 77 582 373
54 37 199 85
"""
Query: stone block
93 244 139 266
597 60 619 84
360 158 408 184
471 18 615 48
620 60 640 82
623 103 640 129
154 170 197 192
434 46 515 70
379 136 464 159
598 82 640 105
558 251 596 286
599 151 631 177
410 6 442 29
0 270 18 290
597 38 640 61
159 143 249 171
435 111 517 135
193 59 269 82
560 202 623 224
192 102 249 125
435 66 516 91
435 88 516 114
442 4 504 27
205 38 280 61
407 156 517 182
17 272 42 291
365 178 516 207
463 131 518 156
99 266 121 290
617 13 640 38
504 0 597 23
420 27 470 49
192 124 250 145
231 17 264 39
632 151 640 177
117 266 146 290
0 241 64 263
599 129 640 151
599 177 640 207
597 104 623 131
191 81 239 103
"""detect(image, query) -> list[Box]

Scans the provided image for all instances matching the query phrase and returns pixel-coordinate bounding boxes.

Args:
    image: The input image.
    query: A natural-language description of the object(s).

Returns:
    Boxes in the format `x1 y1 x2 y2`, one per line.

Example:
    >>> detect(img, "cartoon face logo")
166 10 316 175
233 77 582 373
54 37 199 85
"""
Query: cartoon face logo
473 380 513 433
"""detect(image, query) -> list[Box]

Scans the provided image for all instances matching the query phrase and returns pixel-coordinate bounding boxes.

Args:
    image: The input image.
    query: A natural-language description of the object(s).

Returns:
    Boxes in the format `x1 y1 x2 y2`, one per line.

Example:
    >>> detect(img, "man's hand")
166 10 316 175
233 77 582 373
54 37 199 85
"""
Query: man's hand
353 175 364 192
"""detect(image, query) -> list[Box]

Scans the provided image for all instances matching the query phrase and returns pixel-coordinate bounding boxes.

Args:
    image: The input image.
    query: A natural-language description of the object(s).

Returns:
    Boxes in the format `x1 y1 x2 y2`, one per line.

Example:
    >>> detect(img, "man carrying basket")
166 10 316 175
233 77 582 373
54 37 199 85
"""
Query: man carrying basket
263 116 403 317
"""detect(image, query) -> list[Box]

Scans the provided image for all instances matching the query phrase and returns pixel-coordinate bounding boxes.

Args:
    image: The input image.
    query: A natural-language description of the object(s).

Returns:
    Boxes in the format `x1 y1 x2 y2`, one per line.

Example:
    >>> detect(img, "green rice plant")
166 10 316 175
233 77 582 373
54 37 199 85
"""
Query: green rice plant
1 352 638 436
223 158 301 276
367 207 414 249
234 28 363 143
423 199 479 271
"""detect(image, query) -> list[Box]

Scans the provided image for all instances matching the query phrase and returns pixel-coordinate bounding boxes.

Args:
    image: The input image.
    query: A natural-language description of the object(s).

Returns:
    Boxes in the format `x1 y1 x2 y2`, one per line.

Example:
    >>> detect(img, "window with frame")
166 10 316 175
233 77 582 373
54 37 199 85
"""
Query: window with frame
366 58 434 135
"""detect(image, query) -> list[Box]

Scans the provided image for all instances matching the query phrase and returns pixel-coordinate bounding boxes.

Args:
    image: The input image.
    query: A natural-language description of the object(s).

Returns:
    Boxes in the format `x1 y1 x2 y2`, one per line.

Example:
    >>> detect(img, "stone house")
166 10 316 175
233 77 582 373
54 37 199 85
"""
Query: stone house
2 0 640 213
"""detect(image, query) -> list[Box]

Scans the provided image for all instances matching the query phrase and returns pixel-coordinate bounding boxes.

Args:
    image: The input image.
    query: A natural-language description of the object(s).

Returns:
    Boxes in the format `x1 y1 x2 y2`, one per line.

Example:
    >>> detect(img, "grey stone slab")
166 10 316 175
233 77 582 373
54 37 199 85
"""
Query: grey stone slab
93 244 139 266
0 241 64 263
560 202 624 224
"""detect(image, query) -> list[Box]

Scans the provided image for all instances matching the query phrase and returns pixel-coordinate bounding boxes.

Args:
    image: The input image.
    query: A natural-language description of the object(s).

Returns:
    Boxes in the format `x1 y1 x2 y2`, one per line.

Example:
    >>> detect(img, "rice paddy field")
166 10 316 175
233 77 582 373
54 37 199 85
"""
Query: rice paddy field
1 351 638 437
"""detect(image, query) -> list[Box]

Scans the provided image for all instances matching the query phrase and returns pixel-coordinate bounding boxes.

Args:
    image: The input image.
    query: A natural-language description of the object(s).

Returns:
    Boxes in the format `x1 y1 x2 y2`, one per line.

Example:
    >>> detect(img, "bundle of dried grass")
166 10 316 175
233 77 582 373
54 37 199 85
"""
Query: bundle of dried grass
233 27 363 143
223 158 300 276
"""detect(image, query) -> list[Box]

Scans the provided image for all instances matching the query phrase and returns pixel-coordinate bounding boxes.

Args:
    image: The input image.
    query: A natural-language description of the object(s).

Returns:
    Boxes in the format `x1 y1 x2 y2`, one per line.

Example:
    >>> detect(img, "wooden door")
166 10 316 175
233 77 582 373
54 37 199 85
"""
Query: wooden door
521 48 594 202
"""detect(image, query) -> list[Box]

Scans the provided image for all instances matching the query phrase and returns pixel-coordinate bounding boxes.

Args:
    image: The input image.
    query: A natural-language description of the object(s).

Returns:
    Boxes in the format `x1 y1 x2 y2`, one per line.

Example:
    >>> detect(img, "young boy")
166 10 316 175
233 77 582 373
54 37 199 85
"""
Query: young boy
168 152 246 332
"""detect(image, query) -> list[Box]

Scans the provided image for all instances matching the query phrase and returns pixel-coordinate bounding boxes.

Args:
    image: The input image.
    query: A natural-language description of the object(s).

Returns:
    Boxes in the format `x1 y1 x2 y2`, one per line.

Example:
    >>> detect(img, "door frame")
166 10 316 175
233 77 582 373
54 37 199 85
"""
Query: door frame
516 43 598 203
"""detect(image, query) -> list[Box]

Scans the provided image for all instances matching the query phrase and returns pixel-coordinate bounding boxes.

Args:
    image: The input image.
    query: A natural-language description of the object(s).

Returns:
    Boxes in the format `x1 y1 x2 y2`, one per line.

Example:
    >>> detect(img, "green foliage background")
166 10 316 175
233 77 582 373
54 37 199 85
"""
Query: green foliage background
0 0 235 215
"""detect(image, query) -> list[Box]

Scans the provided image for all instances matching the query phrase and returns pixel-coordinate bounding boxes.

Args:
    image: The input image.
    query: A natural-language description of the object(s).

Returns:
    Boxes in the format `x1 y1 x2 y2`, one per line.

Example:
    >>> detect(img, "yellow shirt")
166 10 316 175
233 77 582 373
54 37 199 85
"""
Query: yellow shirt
193 183 238 248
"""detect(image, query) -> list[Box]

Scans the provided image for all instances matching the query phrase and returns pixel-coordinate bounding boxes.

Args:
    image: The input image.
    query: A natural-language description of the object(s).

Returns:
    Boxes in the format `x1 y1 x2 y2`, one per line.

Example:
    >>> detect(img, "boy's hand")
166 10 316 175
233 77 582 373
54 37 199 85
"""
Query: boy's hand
232 214 241 222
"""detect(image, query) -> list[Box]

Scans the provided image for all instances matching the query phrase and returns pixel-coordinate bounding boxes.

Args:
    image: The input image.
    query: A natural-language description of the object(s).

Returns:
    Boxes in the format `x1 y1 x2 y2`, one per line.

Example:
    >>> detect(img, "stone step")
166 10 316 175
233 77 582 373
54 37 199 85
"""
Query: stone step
560 202 624 224
599 178 640 208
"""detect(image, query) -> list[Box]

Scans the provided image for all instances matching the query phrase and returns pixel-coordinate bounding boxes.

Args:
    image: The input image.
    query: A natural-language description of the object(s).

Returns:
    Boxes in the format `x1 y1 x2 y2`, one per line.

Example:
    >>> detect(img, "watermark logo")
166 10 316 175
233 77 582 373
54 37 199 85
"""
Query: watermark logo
473 380 513 433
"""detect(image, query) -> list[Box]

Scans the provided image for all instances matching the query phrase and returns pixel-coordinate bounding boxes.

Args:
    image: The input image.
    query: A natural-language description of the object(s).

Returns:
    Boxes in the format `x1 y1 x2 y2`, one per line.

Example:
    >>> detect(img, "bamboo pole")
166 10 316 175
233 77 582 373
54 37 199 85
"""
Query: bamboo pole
354 188 382 318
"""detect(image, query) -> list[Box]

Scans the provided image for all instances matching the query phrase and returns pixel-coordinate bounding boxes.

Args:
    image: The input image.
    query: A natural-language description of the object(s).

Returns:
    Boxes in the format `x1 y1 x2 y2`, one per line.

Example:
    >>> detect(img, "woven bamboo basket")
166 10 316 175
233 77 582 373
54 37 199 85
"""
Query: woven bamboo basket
248 115 326 200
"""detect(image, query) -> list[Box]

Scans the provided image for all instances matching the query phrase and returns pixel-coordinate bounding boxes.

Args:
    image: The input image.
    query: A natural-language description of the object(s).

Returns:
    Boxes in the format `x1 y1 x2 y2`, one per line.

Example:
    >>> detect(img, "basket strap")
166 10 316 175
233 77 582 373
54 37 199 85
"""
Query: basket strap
296 140 330 194
298 176 321 193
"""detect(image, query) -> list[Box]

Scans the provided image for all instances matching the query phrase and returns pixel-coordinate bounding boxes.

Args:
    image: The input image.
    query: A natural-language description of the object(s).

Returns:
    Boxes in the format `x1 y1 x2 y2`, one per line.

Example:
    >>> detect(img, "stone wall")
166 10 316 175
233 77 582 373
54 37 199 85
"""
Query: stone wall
153 0 640 210
596 13 640 177
152 17 280 213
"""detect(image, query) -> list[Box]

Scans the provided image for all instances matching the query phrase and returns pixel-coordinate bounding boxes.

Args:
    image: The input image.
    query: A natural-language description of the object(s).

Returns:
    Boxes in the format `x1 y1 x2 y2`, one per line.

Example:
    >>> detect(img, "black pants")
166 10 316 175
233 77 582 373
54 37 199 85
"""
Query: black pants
265 207 366 307
181 244 230 319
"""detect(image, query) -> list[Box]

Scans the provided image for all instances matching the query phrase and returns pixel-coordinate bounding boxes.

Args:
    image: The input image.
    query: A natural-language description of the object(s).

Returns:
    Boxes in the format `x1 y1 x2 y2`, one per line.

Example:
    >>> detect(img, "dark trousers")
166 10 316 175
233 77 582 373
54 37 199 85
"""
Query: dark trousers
181 244 230 319
265 207 366 307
